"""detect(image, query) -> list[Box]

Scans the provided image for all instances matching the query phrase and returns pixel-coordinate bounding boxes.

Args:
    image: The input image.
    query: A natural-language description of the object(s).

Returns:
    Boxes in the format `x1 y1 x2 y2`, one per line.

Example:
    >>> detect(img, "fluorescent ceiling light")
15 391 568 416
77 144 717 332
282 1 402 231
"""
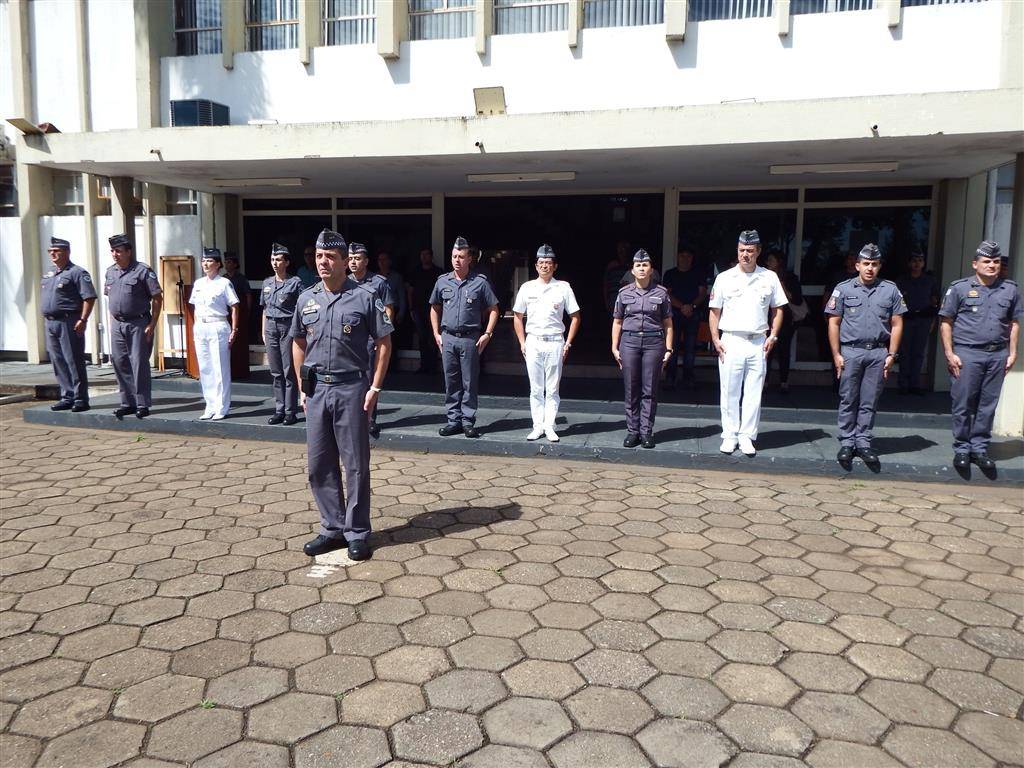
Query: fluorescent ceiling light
467 172 575 183
211 177 307 188
770 162 899 175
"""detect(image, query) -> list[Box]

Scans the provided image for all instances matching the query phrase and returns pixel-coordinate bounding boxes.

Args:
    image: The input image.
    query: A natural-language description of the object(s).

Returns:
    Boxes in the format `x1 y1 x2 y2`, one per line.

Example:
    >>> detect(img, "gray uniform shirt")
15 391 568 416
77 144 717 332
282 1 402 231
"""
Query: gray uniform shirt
289 282 393 373
348 272 393 309
614 283 672 332
260 275 304 321
104 260 162 317
429 271 499 332
939 277 1022 345
42 262 97 315
825 278 906 344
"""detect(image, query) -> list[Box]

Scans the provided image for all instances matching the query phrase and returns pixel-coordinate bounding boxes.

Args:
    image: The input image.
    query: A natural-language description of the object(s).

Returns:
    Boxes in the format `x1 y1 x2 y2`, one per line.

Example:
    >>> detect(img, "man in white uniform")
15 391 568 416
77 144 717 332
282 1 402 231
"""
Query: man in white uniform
512 244 581 442
708 230 787 457
189 247 240 420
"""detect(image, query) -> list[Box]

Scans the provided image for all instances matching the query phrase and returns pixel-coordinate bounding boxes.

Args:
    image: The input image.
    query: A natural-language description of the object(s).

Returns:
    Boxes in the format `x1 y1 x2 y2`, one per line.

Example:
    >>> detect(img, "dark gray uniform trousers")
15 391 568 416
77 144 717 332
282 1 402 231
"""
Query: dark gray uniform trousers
837 346 887 448
621 334 663 436
265 318 297 416
46 317 89 405
950 347 1006 454
442 333 480 427
111 318 152 408
306 377 371 542
898 316 932 390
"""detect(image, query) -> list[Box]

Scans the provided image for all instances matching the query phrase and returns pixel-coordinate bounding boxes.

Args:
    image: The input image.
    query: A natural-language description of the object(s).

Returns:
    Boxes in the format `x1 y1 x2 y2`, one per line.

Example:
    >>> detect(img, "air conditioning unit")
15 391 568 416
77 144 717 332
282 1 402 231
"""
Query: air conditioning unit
170 99 230 127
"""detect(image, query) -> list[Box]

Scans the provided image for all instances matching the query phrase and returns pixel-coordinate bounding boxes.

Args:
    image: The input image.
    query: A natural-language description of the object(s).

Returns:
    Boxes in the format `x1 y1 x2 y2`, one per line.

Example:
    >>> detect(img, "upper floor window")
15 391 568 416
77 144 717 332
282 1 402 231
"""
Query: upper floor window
175 0 223 55
584 0 663 28
689 0 772 21
791 0 872 14
494 0 567 33
324 0 376 45
166 187 200 216
247 0 300 51
409 0 474 41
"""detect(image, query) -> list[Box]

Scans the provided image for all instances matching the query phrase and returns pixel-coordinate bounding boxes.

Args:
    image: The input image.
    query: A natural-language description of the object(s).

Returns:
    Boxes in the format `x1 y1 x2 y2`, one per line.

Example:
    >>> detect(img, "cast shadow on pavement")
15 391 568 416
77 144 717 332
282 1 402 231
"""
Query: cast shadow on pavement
756 428 830 450
373 503 523 550
873 435 939 456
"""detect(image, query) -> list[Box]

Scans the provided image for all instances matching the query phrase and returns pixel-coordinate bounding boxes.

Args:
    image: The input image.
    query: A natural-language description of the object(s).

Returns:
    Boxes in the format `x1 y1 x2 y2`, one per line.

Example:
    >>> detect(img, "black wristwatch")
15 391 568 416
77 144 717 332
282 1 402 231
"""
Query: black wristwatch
887 352 899 361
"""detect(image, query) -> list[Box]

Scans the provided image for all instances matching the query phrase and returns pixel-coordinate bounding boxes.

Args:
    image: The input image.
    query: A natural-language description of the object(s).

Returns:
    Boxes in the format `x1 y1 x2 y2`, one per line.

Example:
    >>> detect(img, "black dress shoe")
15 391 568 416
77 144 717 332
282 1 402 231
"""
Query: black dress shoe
836 446 855 463
439 424 462 437
463 425 481 439
303 535 347 557
50 402 73 411
347 539 371 561
953 452 970 469
268 413 285 425
641 435 656 449
972 453 996 470
283 414 298 426
369 422 381 439
856 446 879 464
113 406 136 419
623 433 640 448
71 403 90 413
136 407 149 419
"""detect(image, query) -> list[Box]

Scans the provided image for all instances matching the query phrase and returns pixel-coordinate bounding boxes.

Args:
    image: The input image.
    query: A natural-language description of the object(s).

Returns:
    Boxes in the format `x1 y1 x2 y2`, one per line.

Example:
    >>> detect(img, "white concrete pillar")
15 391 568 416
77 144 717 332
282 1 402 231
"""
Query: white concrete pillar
377 0 407 59
994 153 1024 437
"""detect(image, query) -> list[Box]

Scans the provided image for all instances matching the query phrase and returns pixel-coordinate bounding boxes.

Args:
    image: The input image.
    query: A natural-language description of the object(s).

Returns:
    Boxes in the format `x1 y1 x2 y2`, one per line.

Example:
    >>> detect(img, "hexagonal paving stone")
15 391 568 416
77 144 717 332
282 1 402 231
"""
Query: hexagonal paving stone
460 744 549 768
718 703 814 757
357 596 425 625
341 681 425 727
637 718 737 768
219 609 289 642
113 673 205 722
400 614 472 647
296 654 375 695
576 649 658 689
0 658 86 702
10 685 113 737
708 630 788 664
549 731 652 768
928 669 1023 716
0 632 58 672
188 590 255 620
146 708 244 763
84 647 169 689
375 644 451 684
954 711 1024 765
861 680 957 727
642 674 729 721
519 627 594 661
780 653 866 694
805 740 903 768
391 709 483 764
141 616 218 651
484 697 572 750
790 691 890 744
330 622 404 657
206 666 289 708
585 619 659 652
293 725 392 768
713 663 800 707
248 692 337 744
845 643 932 682
253 632 326 668
884 725 995 768
565 686 655 734
450 635 523 671
291 602 358 635
194 741 291 768
502 659 585 699
469 608 538 638
645 640 725 677
0 734 40 768
112 596 185 626
171 639 250 678
37 721 146 768
425 669 507 714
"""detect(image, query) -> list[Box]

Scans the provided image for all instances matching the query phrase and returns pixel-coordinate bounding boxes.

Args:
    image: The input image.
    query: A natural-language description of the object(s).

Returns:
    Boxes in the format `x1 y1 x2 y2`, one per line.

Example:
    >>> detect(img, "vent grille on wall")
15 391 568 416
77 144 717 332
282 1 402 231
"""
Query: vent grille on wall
170 100 230 127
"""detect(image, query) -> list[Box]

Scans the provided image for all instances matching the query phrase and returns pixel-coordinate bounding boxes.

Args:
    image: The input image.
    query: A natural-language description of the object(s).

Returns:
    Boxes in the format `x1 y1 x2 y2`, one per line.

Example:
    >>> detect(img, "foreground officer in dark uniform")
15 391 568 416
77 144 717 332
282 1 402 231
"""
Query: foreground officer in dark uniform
260 243 304 425
105 234 163 419
429 236 499 438
826 244 906 466
292 229 393 561
41 237 97 412
939 240 1021 470
611 249 673 449
348 242 395 439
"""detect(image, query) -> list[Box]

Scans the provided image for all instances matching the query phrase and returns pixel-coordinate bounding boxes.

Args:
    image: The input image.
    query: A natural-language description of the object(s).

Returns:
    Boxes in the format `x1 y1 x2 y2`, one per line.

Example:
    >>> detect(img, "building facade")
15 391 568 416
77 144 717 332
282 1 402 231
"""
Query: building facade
2 0 1022 433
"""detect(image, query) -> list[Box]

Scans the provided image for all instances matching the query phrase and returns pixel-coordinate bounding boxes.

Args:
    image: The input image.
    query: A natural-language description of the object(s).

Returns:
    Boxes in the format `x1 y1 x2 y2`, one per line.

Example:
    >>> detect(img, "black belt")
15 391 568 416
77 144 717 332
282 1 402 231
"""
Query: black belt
113 313 149 322
44 312 72 320
959 342 1007 352
442 329 479 338
843 341 887 350
313 370 364 384
623 330 664 337
267 316 292 322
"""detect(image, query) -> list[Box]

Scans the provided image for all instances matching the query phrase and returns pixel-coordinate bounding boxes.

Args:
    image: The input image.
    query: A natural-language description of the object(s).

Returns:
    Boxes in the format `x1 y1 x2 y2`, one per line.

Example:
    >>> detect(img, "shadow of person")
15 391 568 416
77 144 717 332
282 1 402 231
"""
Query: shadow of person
988 439 1024 461
384 413 449 430
873 435 939 456
372 503 522 551
559 420 625 438
756 428 830 450
650 424 720 443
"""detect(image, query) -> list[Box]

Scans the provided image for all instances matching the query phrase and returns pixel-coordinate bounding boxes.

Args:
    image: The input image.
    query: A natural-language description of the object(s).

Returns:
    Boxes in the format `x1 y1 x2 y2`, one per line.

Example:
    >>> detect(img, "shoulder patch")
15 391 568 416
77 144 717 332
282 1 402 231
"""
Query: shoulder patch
374 298 386 314
82 273 92 282
944 288 952 296
830 289 840 297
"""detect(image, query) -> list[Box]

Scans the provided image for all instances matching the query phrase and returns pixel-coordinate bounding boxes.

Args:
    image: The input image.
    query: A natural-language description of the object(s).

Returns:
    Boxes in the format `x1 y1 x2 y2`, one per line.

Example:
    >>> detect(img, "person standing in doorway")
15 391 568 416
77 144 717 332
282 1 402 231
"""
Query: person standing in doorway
297 246 319 288
260 243 304 425
708 230 787 457
763 248 803 393
896 247 940 395
408 248 443 373
662 247 707 391
189 248 240 420
105 233 163 419
512 244 581 442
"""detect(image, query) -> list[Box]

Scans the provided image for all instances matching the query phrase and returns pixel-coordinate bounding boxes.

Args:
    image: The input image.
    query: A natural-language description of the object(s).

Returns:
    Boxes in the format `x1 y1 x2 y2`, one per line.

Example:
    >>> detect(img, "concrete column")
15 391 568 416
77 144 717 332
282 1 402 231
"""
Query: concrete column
377 0 407 59
223 0 245 69
661 188 679 275
994 153 1023 437
476 0 493 56
567 0 583 48
8 0 33 123
298 0 321 65
74 0 92 132
82 173 103 363
664 0 686 41
135 0 175 128
15 161 51 364
775 0 791 37
109 177 137 242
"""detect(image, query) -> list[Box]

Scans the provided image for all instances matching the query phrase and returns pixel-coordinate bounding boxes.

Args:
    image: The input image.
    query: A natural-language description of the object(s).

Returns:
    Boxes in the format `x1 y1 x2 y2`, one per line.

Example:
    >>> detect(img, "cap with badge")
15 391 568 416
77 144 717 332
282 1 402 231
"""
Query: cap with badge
271 242 290 257
976 240 1002 260
49 236 71 251
349 242 368 256
536 244 556 261
109 233 132 249
633 249 652 263
453 236 469 251
202 247 223 263
316 229 347 251
738 230 761 246
858 243 882 262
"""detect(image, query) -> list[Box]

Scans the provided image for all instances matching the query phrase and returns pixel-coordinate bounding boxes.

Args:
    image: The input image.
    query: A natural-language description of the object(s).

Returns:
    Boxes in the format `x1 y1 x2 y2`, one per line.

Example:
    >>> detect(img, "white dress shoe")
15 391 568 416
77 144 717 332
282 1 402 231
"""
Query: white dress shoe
526 428 544 441
199 413 214 420
545 428 560 442
738 437 756 456
720 439 737 454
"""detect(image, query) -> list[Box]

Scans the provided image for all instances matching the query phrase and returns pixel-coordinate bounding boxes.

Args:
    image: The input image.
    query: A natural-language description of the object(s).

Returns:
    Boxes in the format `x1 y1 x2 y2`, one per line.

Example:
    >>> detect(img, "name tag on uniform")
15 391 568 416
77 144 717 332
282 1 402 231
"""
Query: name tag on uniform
968 290 978 297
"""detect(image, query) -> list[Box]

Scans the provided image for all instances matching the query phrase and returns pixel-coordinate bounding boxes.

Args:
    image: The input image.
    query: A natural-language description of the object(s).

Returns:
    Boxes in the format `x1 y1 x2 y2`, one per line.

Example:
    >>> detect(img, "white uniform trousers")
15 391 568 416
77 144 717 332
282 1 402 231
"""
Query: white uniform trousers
525 335 565 430
718 331 767 441
194 321 232 418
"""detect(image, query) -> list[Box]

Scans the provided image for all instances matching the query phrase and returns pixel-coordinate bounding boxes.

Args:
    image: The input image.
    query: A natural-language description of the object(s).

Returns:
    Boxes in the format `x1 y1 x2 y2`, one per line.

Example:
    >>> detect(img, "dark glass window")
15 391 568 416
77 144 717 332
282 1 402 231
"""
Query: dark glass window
805 186 932 203
679 189 798 205
337 198 431 210
242 198 332 211
175 0 222 55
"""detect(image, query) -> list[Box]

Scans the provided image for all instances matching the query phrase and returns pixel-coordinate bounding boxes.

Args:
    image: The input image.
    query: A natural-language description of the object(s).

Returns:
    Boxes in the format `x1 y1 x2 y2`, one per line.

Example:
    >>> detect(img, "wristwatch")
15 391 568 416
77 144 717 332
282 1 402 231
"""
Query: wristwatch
887 352 899 361
768 335 779 342
369 385 382 393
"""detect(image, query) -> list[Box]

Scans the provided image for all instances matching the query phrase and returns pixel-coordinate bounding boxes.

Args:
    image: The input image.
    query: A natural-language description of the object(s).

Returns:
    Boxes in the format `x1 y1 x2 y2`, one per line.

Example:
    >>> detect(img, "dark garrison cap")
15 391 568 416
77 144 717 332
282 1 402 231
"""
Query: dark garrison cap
271 243 289 257
316 229 347 251
976 240 1002 260
49 236 70 250
738 230 761 246
349 242 368 256
202 247 223 262
536 244 556 260
633 249 652 263
109 233 131 249
453 236 469 251
858 244 882 262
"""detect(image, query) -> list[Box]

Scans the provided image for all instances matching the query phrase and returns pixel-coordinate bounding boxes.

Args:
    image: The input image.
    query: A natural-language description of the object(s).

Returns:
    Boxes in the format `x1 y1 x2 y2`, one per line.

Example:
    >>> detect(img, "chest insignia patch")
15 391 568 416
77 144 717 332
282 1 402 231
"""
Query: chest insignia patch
343 324 353 334
968 290 978 297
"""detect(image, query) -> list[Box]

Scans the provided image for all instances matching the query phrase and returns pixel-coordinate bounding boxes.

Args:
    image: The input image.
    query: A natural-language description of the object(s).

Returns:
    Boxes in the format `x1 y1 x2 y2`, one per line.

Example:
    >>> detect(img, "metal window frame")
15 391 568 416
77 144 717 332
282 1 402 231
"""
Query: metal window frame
408 0 476 18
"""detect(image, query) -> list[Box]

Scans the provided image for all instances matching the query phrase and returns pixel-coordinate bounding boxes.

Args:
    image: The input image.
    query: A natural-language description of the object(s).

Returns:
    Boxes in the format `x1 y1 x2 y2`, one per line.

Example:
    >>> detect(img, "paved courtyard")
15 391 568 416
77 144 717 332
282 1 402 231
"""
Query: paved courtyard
1 403 1022 768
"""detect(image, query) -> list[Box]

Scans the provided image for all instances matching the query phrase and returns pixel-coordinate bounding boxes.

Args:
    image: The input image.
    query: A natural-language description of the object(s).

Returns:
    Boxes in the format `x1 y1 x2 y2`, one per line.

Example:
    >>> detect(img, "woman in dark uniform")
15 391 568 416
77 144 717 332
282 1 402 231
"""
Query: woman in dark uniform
611 249 673 449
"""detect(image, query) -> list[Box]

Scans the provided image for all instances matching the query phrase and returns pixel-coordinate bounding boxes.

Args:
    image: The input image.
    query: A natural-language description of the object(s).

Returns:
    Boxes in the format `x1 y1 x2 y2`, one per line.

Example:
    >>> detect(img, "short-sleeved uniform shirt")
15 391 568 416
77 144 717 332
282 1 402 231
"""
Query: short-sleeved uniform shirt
825 278 906 345
939 277 1022 346
348 272 394 310
709 266 787 334
42 262 97 315
104 260 162 316
189 275 239 320
429 271 499 332
662 266 706 317
260 275 305 321
513 278 580 336
614 283 672 332
897 273 940 316
290 282 393 373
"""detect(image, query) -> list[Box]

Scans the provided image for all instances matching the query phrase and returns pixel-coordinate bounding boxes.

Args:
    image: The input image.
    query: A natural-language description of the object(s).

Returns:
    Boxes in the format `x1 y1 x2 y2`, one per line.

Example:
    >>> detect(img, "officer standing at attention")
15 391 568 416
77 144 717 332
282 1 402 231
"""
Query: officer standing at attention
708 230 787 457
261 243 304 425
430 236 499 438
826 244 906 466
348 242 395 439
939 240 1021 470
105 234 163 419
41 237 97 412
189 248 240 421
611 249 673 449
292 229 393 561
896 247 940 395
512 244 581 442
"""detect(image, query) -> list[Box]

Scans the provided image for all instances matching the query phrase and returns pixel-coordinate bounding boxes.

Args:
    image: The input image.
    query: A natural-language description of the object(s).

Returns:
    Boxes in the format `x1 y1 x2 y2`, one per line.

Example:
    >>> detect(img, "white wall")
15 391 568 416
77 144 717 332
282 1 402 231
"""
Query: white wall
0 217 26 352
0 0 15 151
162 2 1004 126
29 0 82 132
86 0 137 131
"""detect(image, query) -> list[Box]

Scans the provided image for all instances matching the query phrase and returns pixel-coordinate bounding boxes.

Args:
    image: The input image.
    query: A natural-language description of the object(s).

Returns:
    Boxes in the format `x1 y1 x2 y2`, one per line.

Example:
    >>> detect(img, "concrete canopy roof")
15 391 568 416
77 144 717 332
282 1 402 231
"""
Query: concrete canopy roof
15 89 1024 195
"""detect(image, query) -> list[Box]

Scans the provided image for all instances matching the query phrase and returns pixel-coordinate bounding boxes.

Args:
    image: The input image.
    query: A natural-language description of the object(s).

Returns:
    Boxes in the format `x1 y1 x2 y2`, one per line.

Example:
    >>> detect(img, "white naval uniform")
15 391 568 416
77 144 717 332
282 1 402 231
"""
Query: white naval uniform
709 265 787 441
189 275 240 418
512 277 580 430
